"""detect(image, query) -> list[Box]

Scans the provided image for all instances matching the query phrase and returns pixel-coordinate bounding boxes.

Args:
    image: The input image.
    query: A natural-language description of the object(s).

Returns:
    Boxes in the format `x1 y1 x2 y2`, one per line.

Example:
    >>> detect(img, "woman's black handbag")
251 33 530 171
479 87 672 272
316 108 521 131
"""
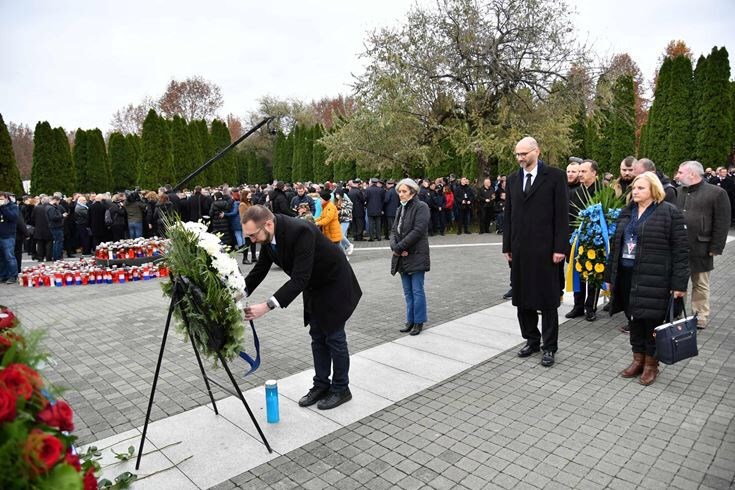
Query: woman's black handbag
654 296 698 365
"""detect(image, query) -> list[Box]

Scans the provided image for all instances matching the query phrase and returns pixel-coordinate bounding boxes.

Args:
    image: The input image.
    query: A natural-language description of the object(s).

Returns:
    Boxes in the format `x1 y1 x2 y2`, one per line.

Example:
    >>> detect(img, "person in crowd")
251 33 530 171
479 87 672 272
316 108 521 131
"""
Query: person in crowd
296 202 315 223
455 177 475 234
61 194 76 257
162 184 183 219
315 189 342 246
125 190 147 238
225 194 243 248
704 167 714 180
238 189 258 264
605 172 689 385
383 179 399 239
365 178 385 241
633 158 677 203
390 178 431 336
566 158 582 190
21 195 37 259
209 191 232 246
566 159 602 321
348 179 365 241
307 185 323 219
503 136 568 367
494 191 506 235
269 181 295 217
13 196 27 274
334 189 354 256
442 184 455 233
612 156 636 199
478 178 495 234
674 161 731 329
290 184 315 215
144 191 159 237
89 194 109 246
242 205 362 410
108 194 128 241
429 182 446 236
188 186 212 223
708 167 735 225
0 191 20 284
46 195 67 261
74 195 92 255
154 193 174 238
33 195 53 261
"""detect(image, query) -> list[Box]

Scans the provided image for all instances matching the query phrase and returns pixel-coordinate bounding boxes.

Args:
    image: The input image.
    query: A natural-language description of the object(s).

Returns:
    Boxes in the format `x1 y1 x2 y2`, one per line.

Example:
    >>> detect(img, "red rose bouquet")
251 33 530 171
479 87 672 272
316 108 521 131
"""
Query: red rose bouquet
0 305 136 489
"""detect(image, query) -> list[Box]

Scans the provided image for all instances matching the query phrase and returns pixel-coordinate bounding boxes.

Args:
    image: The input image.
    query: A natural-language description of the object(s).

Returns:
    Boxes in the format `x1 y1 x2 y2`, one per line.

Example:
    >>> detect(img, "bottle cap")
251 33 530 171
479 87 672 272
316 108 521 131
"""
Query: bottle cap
265 380 277 388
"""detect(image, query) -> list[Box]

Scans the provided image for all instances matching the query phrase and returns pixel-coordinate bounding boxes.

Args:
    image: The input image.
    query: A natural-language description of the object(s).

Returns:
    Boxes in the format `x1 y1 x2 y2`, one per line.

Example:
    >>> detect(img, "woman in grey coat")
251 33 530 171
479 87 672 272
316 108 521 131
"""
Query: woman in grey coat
390 178 430 336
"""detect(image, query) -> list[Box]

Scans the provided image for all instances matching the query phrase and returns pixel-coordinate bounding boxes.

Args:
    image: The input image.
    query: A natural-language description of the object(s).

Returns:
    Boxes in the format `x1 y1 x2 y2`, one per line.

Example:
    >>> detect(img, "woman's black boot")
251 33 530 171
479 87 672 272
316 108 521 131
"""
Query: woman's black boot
400 323 413 333
410 323 423 336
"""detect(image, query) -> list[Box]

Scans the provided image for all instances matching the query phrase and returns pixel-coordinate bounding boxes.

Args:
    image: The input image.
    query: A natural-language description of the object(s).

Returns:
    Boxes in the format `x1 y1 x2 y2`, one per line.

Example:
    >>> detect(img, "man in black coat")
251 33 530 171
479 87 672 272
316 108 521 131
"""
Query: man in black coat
188 186 213 223
364 178 385 241
347 180 365 241
88 195 109 248
454 177 475 234
32 195 53 261
503 137 569 367
268 182 295 217
383 180 399 239
242 205 362 410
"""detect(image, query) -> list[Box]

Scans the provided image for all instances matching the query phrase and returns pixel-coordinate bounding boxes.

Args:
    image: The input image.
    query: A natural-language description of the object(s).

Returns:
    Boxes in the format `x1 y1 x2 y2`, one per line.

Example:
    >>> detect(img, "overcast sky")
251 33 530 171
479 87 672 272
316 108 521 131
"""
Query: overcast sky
1 0 733 132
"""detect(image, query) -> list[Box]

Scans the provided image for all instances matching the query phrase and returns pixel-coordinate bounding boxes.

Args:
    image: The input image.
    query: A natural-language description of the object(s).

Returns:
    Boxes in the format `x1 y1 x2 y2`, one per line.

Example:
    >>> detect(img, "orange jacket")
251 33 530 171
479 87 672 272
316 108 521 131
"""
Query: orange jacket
315 200 342 243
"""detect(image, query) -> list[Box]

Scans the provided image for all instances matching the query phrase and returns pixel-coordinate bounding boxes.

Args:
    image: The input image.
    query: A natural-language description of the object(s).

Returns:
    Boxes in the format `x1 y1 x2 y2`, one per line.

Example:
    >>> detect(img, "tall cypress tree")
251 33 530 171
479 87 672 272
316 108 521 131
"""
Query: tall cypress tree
302 125 314 181
72 129 89 191
53 127 76 195
170 115 196 185
665 55 693 175
569 106 587 158
609 75 636 166
0 114 24 195
31 122 55 195
140 109 173 189
290 124 303 182
189 119 212 186
109 132 137 190
691 54 708 159
696 47 732 167
312 124 332 183
271 131 286 181
125 133 141 186
646 57 673 164
85 129 110 192
210 119 234 185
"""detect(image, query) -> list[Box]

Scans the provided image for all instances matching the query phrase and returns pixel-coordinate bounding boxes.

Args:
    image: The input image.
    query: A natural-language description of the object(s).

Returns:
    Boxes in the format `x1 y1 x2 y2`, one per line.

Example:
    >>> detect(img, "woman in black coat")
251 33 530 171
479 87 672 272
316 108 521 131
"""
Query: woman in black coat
209 192 232 246
154 193 175 238
605 172 689 386
390 178 430 336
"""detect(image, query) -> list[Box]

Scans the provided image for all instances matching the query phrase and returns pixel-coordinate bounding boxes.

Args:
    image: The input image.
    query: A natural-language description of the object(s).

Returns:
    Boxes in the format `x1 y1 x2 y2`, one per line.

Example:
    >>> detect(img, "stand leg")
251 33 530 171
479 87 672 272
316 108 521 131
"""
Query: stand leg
190 337 219 415
135 293 177 470
218 354 273 454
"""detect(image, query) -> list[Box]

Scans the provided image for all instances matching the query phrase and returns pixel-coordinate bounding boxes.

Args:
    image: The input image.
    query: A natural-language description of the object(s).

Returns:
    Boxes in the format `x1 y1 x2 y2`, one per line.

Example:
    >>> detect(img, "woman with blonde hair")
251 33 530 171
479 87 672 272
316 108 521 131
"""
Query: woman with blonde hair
604 172 689 386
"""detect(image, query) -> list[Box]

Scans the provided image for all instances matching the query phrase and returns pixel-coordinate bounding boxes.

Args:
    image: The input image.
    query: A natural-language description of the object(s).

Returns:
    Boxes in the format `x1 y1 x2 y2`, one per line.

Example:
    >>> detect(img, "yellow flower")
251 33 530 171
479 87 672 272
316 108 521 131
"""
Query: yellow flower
578 245 584 254
575 262 583 272
594 263 605 273
587 249 596 260
585 261 593 271
582 272 589 280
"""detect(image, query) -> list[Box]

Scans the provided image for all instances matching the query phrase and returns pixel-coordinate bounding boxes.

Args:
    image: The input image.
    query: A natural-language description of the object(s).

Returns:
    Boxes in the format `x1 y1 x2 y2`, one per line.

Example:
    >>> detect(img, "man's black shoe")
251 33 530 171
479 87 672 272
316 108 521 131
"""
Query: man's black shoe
502 288 513 300
565 307 584 319
585 310 597 322
518 345 540 357
317 389 352 410
298 386 329 407
541 351 555 367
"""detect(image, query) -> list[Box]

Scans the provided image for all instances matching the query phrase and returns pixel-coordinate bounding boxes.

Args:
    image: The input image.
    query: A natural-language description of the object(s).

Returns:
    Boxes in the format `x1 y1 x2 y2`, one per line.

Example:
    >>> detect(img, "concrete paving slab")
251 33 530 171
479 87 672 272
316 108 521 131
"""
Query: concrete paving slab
394 330 498 364
348 355 436 401
430 321 523 351
353 342 472 382
297 384 394 427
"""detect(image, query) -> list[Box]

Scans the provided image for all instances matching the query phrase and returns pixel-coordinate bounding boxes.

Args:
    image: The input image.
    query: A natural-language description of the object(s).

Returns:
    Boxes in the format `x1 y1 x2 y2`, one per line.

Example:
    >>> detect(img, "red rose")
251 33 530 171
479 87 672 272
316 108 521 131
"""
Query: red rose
0 335 11 355
0 364 34 400
0 382 17 423
65 451 82 471
0 307 16 329
22 429 64 477
83 467 97 490
14 364 43 389
36 400 75 432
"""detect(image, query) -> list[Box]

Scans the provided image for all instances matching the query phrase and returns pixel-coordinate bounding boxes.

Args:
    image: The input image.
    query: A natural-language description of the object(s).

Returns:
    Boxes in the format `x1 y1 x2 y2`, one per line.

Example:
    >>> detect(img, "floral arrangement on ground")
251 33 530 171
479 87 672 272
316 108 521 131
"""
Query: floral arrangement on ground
569 186 624 289
162 219 246 362
0 305 136 489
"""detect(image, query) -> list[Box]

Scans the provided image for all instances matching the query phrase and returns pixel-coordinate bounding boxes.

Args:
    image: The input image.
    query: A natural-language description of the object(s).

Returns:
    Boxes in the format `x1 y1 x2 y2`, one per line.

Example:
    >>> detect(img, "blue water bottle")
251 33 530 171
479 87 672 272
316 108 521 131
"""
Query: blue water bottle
265 380 279 423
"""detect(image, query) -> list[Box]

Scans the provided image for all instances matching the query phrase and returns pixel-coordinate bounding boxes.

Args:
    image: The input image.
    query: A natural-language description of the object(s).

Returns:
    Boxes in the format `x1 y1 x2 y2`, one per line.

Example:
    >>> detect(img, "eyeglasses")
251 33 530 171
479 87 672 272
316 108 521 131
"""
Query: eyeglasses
244 225 264 239
514 150 536 158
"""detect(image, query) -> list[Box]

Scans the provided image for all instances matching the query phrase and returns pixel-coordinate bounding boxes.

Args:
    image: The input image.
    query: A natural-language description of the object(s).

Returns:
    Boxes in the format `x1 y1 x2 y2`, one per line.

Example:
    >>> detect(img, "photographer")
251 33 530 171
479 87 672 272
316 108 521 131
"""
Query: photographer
109 193 128 241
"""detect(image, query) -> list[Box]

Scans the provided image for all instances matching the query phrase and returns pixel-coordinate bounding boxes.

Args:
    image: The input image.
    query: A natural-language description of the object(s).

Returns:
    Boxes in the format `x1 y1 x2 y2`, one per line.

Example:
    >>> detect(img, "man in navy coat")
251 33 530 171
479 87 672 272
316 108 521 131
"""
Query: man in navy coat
242 205 362 409
503 137 569 367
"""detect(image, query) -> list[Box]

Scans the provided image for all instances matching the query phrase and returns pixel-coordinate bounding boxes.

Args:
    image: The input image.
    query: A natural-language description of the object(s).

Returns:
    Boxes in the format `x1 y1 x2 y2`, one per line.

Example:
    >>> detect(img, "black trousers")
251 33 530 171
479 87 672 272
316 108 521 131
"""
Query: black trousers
384 216 394 239
309 323 349 392
573 279 600 312
479 207 494 233
368 216 381 240
517 307 559 353
351 216 365 240
36 239 52 262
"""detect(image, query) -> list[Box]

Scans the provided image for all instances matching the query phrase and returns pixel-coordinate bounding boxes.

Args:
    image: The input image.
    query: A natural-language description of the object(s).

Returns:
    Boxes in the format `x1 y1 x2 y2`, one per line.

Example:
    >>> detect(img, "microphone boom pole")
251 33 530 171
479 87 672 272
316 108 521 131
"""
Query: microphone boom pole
173 116 274 191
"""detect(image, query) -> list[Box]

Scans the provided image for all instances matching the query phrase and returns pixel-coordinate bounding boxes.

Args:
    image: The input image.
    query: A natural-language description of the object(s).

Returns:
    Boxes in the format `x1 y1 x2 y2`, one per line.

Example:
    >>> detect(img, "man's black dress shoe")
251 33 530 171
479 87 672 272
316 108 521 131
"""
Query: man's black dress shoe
317 389 352 410
541 351 555 367
502 289 513 300
565 307 584 319
298 386 329 407
518 345 540 357
585 310 597 321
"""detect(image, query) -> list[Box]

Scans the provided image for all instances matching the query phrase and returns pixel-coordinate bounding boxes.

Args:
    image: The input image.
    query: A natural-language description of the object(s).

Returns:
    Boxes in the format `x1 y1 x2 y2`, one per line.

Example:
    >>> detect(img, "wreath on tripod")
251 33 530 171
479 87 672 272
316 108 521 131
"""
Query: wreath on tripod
162 219 247 362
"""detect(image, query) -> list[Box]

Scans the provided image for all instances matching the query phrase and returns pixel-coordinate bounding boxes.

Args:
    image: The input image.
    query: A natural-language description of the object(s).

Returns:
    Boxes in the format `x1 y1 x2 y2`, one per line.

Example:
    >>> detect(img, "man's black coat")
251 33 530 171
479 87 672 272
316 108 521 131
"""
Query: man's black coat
244 215 362 331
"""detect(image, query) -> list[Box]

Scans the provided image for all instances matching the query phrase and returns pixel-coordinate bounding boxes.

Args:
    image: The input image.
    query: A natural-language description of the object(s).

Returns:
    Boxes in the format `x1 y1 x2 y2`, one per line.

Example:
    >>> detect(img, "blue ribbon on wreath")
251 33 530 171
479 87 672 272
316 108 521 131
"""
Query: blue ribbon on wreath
238 319 261 376
597 204 611 291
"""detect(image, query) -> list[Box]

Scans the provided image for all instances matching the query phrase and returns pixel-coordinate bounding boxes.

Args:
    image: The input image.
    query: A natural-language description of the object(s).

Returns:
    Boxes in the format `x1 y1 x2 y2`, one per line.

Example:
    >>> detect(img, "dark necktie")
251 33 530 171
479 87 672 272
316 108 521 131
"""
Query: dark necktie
524 173 533 195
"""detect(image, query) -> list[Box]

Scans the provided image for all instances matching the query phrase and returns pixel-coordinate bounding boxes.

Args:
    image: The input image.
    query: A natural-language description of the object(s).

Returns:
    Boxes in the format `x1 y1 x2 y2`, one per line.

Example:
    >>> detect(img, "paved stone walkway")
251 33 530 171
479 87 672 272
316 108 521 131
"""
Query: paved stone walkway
3 232 734 488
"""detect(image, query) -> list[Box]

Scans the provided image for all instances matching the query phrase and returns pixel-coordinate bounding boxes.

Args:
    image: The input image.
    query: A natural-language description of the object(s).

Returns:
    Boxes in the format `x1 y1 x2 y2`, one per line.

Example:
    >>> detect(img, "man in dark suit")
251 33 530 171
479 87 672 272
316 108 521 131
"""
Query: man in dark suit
503 137 569 367
242 205 363 409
